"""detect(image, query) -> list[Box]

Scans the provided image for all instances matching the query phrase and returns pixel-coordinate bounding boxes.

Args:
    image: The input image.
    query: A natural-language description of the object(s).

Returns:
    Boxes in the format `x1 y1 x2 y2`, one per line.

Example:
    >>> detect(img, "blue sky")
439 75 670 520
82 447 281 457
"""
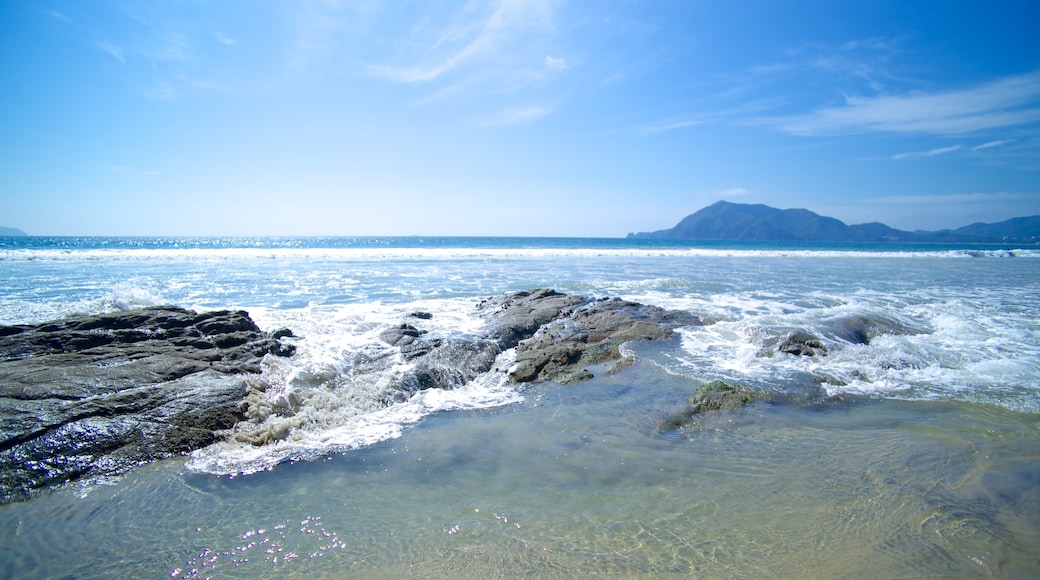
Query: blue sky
2 0 1038 236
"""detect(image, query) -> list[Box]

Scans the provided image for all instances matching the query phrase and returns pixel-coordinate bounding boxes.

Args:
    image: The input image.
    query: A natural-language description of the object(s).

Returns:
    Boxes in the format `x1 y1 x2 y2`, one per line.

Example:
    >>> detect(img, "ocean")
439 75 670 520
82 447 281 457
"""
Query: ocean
1 236 1038 578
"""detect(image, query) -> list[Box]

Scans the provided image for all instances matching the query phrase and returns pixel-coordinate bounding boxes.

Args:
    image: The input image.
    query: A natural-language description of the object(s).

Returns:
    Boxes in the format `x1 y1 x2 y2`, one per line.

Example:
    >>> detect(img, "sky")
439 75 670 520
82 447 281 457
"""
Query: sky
2 0 1039 237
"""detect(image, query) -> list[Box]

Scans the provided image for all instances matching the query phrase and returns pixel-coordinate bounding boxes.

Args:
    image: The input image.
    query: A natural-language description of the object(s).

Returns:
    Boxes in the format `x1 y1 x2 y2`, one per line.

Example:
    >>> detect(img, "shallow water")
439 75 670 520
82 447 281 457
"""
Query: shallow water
2 362 1037 579
2 238 1039 578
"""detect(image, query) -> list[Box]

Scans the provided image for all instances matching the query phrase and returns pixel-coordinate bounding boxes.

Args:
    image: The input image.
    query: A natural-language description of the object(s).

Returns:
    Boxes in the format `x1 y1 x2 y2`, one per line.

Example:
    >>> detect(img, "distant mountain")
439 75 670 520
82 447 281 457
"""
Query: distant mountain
948 216 1040 242
627 201 1040 243
0 226 27 236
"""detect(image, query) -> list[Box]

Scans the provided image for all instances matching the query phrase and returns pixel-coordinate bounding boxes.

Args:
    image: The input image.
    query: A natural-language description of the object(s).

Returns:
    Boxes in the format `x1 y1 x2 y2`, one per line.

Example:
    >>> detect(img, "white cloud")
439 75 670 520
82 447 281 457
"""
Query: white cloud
47 10 71 22
642 118 703 134
771 71 1040 136
481 105 551 126
972 139 1014 151
214 31 236 46
367 0 557 85
544 55 568 71
891 144 963 160
96 41 126 62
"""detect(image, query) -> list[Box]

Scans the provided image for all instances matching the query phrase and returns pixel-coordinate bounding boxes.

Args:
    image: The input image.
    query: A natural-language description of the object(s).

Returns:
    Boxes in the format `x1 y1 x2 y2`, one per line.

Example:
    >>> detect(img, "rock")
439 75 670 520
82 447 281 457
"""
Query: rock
376 289 701 393
688 380 758 413
379 324 424 347
777 330 828 357
504 294 700 383
0 307 294 504
660 380 759 429
476 288 589 347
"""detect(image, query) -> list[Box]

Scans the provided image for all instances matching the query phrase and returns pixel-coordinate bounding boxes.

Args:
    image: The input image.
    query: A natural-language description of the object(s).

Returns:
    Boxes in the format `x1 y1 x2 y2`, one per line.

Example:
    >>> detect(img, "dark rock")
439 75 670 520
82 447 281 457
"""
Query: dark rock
500 293 700 383
0 307 294 504
688 380 758 413
271 328 295 340
778 330 828 357
379 324 424 347
661 380 759 429
374 289 701 395
408 311 433 320
385 338 503 403
476 288 590 347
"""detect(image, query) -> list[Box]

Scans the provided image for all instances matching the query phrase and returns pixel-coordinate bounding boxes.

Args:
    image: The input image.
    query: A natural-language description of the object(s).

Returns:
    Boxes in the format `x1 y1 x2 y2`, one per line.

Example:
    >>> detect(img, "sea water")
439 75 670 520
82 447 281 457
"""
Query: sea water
0 237 1038 578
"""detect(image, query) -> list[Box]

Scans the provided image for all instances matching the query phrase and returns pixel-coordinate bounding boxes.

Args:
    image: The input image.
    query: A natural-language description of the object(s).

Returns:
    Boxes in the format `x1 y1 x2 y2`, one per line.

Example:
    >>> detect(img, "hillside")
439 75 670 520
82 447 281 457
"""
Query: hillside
628 202 1039 243
0 226 27 236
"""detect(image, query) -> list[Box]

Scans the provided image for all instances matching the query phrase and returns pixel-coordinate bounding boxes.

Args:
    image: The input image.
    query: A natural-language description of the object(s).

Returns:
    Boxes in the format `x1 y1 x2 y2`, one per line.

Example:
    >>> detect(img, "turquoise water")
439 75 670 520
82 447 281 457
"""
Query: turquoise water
1 237 1038 577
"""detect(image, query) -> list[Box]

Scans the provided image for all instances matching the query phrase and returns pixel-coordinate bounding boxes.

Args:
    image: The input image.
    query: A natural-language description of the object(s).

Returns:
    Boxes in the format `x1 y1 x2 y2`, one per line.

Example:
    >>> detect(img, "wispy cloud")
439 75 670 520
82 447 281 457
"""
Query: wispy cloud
641 118 703 134
96 41 126 62
892 144 963 160
972 139 1014 151
214 31 236 46
480 105 552 126
770 71 1040 136
46 9 71 22
544 55 568 71
366 0 558 86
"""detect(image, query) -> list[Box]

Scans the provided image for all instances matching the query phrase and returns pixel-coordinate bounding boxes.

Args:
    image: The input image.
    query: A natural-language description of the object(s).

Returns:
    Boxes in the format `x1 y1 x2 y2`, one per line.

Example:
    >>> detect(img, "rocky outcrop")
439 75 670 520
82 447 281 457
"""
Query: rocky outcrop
1 290 699 501
488 291 700 383
378 289 701 388
0 307 294 503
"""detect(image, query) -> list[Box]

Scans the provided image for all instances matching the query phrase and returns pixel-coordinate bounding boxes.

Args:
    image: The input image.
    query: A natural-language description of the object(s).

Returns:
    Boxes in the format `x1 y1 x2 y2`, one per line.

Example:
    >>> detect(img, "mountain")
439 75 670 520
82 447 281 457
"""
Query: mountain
627 201 1040 243
948 216 1040 242
0 226 27 236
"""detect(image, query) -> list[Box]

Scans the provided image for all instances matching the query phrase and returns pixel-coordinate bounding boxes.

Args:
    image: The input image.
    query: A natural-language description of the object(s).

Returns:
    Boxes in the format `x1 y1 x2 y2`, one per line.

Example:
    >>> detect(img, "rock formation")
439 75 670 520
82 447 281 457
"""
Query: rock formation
481 290 700 383
1 290 701 502
0 307 294 503
379 288 701 388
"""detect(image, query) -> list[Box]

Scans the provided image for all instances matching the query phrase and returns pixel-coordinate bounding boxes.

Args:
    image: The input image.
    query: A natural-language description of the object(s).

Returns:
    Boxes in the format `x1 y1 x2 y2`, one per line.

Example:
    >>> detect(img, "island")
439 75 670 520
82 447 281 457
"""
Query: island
628 201 1040 243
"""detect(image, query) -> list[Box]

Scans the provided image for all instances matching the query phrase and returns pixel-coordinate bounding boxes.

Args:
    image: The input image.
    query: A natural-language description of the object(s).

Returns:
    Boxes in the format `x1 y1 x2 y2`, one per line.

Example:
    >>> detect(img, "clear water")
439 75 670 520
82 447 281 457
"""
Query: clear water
1 237 1038 578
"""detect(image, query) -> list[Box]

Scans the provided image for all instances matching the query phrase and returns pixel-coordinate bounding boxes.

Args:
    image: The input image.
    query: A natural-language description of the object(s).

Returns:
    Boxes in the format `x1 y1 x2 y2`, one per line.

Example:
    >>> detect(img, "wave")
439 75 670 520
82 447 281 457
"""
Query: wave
2 246 1038 262
185 299 520 476
668 293 1040 414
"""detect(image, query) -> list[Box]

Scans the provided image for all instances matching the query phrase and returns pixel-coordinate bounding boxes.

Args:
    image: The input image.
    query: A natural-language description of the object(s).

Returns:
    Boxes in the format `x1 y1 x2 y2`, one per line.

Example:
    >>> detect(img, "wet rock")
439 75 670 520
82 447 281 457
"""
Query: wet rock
378 289 701 391
506 295 700 383
379 324 424 347
778 330 829 357
476 288 590 347
660 380 759 429
0 307 294 504
688 380 758 413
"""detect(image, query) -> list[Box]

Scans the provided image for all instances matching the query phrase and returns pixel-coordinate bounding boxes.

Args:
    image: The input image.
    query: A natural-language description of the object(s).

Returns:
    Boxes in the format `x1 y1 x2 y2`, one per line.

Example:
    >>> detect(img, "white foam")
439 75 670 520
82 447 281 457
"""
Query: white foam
185 301 521 476
0 282 166 325
3 246 1038 263
669 286 1040 412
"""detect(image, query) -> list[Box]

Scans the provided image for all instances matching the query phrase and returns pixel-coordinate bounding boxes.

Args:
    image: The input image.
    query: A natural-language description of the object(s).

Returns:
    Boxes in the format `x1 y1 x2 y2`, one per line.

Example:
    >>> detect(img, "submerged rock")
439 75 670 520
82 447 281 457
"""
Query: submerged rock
661 380 759 429
0 307 294 504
